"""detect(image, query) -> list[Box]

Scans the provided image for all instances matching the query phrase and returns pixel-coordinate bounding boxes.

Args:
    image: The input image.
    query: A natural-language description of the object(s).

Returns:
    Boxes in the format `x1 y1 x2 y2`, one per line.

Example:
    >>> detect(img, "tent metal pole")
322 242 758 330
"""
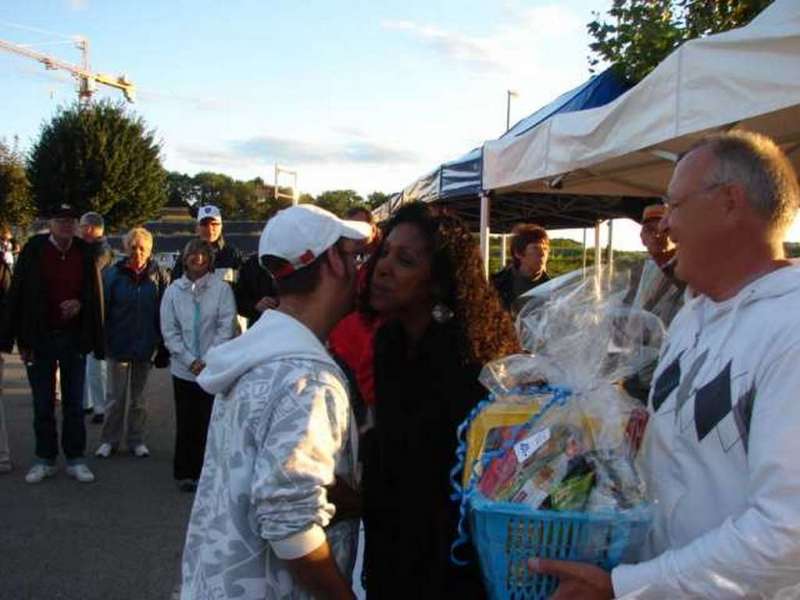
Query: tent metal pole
480 192 491 280
582 228 588 278
500 234 508 268
594 221 602 286
606 219 614 281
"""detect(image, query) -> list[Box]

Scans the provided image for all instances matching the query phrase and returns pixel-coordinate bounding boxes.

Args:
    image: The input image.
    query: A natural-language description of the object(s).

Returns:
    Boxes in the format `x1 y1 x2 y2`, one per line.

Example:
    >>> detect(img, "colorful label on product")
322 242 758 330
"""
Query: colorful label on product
514 427 551 463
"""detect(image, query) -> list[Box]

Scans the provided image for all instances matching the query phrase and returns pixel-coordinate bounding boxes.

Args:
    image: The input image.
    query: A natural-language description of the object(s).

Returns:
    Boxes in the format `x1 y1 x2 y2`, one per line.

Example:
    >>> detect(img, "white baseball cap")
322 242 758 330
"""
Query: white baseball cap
259 204 372 278
197 205 222 223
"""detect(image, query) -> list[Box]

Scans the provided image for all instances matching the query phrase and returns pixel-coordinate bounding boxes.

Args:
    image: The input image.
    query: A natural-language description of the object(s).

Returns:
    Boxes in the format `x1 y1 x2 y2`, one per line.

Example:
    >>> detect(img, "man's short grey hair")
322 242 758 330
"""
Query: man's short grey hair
690 131 800 233
79 212 105 229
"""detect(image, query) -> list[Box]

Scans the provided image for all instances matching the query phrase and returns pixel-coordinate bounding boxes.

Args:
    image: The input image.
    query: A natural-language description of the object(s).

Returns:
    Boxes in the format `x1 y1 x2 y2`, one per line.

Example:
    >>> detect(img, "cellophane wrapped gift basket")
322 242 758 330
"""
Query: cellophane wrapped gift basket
450 276 665 600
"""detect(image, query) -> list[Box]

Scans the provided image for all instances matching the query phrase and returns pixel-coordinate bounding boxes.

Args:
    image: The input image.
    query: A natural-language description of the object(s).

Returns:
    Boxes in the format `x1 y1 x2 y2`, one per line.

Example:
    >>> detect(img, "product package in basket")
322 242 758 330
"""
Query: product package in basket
450 274 665 600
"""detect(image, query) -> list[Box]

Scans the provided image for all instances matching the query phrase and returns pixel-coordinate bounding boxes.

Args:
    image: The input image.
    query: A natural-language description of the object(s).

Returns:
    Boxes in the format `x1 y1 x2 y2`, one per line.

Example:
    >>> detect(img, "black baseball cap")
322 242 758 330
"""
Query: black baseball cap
46 203 80 219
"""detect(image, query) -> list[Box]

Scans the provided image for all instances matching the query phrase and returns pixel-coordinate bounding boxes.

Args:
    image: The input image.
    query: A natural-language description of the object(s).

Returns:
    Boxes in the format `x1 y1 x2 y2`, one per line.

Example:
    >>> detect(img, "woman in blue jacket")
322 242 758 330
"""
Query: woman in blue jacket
95 227 168 459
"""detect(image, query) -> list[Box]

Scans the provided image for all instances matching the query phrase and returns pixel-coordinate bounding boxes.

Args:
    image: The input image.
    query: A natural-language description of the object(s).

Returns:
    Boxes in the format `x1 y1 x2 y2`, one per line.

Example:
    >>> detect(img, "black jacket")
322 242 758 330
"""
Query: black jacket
491 264 550 312
170 235 243 281
233 253 277 325
363 320 487 599
89 237 115 272
0 234 104 357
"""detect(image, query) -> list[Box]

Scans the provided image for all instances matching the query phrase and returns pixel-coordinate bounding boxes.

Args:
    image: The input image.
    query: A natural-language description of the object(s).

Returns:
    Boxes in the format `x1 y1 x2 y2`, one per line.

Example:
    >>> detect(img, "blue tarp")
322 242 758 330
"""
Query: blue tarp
402 67 632 203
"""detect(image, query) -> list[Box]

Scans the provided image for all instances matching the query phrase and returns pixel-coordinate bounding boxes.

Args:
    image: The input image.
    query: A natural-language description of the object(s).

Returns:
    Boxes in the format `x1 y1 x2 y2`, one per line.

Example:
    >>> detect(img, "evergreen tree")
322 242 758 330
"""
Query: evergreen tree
0 138 35 229
28 100 167 231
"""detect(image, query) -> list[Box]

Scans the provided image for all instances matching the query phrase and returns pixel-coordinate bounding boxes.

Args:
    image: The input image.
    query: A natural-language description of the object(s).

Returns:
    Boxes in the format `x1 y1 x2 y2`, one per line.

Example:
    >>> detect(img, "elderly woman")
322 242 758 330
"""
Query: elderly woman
95 227 169 459
160 239 236 492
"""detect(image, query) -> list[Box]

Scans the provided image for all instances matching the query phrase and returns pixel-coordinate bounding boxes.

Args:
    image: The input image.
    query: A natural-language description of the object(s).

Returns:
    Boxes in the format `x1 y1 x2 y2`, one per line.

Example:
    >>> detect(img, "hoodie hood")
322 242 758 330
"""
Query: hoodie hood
197 309 339 396
681 262 800 350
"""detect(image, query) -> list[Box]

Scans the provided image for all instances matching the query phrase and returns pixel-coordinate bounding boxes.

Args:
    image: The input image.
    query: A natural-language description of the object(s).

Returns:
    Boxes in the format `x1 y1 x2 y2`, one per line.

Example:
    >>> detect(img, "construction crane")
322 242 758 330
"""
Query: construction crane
0 35 135 102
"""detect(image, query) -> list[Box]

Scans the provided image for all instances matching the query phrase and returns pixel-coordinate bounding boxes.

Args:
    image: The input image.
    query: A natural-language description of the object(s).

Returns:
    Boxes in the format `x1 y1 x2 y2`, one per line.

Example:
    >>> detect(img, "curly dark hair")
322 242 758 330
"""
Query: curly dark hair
362 202 519 365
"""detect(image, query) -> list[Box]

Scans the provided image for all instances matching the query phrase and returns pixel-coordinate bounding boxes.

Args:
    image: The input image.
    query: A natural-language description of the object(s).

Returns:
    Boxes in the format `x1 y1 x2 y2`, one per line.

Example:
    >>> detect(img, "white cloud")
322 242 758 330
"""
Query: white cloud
381 4 591 101
67 0 89 10
175 134 419 172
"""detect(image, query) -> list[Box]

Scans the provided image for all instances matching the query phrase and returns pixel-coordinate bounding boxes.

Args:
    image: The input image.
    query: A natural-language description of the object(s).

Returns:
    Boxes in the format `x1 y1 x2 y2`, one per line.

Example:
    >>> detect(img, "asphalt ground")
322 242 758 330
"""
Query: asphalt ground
0 353 193 600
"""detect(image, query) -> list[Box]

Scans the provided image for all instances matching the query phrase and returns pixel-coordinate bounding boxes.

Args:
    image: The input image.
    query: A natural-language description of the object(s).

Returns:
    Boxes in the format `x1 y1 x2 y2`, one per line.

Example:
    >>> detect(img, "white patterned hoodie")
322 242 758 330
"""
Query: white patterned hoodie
180 309 359 600
613 264 800 598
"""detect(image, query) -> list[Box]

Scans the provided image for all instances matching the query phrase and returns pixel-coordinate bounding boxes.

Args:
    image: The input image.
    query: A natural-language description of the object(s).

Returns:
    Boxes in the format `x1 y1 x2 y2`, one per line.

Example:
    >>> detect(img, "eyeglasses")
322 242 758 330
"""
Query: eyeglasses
661 182 725 211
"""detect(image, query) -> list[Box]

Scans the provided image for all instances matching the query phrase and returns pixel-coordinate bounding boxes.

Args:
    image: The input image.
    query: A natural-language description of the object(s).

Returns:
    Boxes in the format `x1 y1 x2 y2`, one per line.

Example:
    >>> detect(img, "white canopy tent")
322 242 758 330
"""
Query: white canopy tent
483 0 800 201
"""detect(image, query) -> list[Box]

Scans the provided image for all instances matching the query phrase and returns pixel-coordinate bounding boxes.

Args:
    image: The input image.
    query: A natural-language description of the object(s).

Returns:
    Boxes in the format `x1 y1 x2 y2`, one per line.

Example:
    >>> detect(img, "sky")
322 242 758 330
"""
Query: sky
2 0 792 252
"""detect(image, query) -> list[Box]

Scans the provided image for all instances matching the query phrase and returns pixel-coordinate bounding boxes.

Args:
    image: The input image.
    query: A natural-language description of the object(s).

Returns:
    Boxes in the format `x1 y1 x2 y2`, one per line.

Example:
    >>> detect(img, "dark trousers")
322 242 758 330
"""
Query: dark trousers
26 331 87 463
172 376 214 481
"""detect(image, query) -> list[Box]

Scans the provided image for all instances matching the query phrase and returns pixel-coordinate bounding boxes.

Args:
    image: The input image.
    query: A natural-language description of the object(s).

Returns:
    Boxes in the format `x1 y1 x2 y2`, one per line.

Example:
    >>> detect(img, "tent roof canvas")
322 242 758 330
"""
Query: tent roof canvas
483 0 800 199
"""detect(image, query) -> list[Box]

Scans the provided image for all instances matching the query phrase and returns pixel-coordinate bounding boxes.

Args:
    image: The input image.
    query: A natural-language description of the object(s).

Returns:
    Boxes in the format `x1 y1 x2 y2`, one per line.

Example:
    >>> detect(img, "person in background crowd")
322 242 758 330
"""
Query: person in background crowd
328 205 383 429
79 211 114 423
532 132 800 598
170 205 243 284
180 205 370 599
160 239 236 492
95 228 169 460
621 204 687 403
0 204 103 484
629 204 684 326
234 252 278 327
491 223 551 314
0 226 14 270
362 202 520 598
0 246 13 473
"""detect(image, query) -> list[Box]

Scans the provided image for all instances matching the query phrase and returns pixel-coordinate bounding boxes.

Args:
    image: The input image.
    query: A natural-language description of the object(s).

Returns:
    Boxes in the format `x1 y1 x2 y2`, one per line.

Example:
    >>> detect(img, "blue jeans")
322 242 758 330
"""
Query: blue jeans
25 331 87 464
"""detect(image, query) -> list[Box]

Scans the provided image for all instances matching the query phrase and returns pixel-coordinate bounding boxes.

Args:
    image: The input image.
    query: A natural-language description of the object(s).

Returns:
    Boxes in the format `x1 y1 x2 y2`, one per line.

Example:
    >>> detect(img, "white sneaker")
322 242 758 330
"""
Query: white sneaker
95 443 113 458
132 444 150 458
66 463 95 483
25 463 57 484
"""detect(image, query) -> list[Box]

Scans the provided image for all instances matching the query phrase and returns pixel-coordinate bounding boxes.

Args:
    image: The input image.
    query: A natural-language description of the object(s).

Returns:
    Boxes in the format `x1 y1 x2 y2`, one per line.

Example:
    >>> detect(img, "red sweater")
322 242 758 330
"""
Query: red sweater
41 239 84 330
329 311 381 406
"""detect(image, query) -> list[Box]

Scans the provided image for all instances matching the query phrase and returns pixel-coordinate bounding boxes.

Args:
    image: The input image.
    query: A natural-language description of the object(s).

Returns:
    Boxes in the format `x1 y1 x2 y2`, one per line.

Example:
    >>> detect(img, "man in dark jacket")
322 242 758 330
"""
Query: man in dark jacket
171 204 243 282
0 253 12 473
0 204 104 484
491 223 551 313
79 211 113 422
234 253 278 327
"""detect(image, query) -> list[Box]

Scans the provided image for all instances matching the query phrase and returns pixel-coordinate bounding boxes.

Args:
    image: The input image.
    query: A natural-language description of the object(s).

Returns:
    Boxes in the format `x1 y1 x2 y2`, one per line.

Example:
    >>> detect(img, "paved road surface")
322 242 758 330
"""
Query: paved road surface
0 354 192 600
0 353 367 600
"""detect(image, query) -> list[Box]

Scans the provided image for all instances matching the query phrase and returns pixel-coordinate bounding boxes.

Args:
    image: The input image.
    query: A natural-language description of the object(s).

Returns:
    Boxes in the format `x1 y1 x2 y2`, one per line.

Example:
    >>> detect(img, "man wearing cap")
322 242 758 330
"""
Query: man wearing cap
0 204 104 484
629 204 684 326
620 204 687 403
171 204 244 283
79 211 113 423
180 205 371 600
531 132 800 597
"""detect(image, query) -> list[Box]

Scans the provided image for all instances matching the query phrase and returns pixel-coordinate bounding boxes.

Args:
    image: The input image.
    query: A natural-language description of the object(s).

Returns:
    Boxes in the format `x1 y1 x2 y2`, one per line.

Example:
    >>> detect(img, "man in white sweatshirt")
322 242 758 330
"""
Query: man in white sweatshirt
180 205 372 600
532 131 800 598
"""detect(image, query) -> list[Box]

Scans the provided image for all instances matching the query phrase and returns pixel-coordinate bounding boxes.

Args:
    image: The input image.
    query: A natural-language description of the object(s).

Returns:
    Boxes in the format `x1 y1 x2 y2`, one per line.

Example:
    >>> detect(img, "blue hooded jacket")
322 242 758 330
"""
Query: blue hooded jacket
103 258 169 361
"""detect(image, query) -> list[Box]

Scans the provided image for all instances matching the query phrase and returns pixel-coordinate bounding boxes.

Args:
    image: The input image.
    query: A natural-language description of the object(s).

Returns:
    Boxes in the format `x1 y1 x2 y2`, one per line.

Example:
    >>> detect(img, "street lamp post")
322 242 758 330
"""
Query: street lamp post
506 89 518 131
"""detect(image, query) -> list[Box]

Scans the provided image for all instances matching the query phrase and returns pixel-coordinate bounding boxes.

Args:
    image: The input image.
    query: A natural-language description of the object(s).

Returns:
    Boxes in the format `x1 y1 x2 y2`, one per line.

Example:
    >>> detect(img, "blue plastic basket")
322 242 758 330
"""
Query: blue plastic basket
470 494 652 600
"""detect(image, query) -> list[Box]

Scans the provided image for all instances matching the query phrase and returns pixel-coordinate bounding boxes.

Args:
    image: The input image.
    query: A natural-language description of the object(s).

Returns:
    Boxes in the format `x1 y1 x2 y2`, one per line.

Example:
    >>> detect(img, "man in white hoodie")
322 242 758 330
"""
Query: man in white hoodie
532 131 800 598
180 204 372 600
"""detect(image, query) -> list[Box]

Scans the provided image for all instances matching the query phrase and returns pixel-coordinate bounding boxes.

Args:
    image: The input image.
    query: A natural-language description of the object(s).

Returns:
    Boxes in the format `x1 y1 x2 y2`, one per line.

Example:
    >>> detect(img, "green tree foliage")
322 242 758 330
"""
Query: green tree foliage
587 0 773 83
28 100 167 231
313 189 366 216
367 191 391 210
0 138 35 229
166 170 290 221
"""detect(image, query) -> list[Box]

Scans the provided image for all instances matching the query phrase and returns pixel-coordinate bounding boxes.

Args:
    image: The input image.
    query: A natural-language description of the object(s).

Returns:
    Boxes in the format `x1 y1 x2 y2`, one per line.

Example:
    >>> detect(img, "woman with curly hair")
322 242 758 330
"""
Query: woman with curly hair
361 202 519 598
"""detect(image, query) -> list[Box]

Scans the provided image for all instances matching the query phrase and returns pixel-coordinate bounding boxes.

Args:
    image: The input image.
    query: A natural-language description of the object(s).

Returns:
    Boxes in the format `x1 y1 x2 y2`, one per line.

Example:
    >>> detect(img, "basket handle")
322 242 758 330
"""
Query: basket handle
449 384 572 566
